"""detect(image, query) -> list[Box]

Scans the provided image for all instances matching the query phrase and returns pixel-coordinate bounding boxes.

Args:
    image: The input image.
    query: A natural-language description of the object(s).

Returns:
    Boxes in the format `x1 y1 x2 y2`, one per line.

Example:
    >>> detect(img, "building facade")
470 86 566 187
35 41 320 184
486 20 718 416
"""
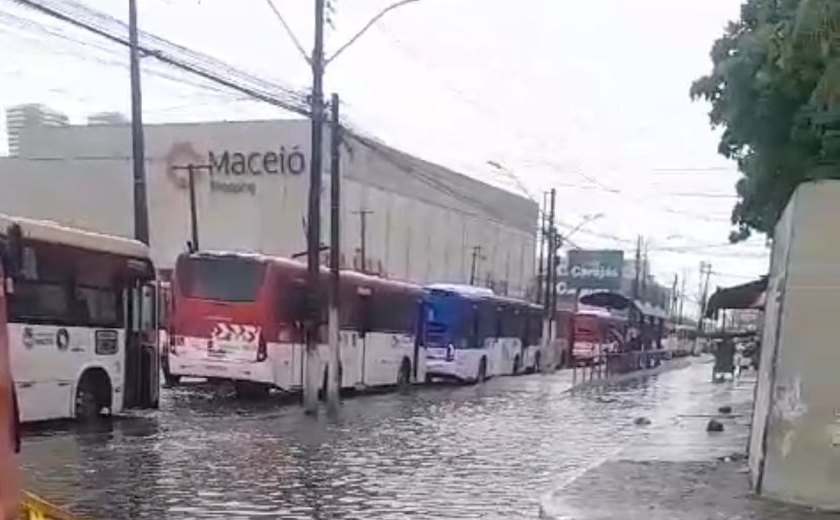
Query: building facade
0 115 537 297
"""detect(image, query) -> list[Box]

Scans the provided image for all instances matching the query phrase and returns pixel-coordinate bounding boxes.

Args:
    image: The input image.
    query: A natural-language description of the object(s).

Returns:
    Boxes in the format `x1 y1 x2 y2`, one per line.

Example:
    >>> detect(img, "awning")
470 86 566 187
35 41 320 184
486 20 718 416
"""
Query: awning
705 276 767 318
579 291 668 319
633 300 668 320
579 291 632 310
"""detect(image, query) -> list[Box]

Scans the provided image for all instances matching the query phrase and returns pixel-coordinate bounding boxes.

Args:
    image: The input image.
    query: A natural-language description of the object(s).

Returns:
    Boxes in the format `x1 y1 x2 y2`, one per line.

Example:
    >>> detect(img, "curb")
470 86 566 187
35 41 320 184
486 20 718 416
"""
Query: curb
564 356 701 392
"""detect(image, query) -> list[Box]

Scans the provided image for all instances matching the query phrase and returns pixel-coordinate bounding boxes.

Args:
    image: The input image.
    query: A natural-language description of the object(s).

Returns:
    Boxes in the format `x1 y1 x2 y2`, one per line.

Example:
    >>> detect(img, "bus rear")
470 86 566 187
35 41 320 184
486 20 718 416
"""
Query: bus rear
572 313 602 365
168 253 279 392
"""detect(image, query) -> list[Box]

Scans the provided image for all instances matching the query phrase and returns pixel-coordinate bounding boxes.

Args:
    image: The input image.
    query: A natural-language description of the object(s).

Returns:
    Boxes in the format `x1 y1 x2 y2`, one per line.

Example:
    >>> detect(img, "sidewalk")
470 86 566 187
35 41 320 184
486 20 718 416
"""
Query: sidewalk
540 360 835 520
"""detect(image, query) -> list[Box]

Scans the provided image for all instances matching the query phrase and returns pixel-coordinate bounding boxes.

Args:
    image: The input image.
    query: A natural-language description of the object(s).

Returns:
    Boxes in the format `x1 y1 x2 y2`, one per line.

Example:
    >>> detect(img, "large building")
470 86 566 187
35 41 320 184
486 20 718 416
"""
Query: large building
0 114 538 297
5 103 69 156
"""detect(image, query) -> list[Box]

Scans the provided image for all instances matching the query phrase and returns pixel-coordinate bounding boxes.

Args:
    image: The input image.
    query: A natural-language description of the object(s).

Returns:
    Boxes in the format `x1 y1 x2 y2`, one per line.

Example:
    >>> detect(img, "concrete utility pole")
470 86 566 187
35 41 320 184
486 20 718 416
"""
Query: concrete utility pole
128 0 149 245
303 0 326 416
469 245 484 285
326 93 341 412
698 262 713 325
536 192 548 304
670 274 678 320
542 189 556 366
170 163 212 252
678 272 686 325
353 209 374 272
632 236 642 301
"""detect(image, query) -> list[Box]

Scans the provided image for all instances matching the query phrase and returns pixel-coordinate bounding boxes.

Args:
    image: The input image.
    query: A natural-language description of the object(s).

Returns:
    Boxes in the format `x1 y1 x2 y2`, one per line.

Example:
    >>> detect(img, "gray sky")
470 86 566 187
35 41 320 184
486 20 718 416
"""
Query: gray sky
0 0 768 309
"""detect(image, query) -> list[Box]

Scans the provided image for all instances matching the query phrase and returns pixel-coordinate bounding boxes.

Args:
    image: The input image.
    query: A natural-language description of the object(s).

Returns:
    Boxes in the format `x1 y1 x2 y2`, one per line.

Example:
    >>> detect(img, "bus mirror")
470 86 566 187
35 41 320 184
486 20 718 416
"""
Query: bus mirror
4 224 23 277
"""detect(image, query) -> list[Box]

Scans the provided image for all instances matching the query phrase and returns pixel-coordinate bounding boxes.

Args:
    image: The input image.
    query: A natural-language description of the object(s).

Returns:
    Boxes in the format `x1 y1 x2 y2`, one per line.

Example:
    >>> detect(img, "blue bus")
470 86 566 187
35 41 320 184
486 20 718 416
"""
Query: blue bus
422 284 543 383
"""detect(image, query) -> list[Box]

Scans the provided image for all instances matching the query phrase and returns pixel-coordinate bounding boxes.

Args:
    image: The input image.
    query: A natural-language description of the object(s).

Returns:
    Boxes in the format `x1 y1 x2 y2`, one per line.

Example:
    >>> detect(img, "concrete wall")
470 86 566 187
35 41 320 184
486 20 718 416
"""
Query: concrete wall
1 119 536 296
752 180 840 509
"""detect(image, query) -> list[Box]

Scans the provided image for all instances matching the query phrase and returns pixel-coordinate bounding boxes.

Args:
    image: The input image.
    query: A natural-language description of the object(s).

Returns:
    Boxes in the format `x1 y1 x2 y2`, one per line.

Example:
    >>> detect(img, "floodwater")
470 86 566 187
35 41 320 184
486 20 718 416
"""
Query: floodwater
20 362 716 520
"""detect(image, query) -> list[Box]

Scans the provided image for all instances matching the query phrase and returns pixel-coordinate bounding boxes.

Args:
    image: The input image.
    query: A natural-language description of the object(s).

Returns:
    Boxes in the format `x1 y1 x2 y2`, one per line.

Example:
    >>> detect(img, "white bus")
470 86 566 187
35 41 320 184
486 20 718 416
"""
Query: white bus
0 214 160 422
166 251 426 397
423 284 543 383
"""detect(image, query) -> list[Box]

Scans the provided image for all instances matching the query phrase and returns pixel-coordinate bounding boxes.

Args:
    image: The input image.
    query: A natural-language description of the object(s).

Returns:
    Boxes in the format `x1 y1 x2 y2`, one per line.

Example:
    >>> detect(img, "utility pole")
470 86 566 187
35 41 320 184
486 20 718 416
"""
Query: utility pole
326 93 341 412
469 245 484 285
542 189 556 367
698 262 713 326
543 189 556 313
303 0 327 416
128 0 149 245
678 272 686 325
670 274 678 320
170 163 212 252
536 192 547 303
632 236 642 301
353 209 374 272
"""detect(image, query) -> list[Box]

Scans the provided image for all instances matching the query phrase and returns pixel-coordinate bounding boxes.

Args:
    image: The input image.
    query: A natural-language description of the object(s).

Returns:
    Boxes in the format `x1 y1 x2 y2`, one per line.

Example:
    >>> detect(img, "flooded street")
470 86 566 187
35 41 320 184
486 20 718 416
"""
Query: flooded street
20 363 717 520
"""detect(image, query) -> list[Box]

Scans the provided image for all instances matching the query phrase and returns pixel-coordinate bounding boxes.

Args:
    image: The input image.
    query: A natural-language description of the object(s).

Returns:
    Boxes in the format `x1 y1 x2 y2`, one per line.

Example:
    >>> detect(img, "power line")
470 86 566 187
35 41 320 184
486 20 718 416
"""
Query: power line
264 0 310 64
12 0 310 115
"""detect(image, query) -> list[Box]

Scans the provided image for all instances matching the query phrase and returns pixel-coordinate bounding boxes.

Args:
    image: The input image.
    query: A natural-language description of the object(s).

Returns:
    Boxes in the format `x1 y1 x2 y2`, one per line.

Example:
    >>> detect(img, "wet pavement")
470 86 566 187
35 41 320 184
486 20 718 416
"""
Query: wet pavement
22 360 716 520
541 364 836 520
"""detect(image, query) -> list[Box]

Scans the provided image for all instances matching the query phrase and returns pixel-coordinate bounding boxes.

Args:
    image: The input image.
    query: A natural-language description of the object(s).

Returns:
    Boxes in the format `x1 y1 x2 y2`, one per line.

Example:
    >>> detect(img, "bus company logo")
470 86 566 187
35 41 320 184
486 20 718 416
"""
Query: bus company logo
56 328 70 351
165 141 203 190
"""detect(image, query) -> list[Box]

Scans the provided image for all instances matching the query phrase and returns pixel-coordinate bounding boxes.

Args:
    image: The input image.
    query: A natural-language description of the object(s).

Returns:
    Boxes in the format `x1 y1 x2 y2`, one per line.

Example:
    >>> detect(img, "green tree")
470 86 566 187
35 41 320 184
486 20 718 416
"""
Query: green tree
691 0 840 241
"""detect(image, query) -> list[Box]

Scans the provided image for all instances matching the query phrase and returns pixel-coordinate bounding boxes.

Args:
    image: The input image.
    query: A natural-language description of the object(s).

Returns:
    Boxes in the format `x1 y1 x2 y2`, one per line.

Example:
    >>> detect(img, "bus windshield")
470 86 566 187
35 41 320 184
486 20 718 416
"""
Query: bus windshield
179 257 266 303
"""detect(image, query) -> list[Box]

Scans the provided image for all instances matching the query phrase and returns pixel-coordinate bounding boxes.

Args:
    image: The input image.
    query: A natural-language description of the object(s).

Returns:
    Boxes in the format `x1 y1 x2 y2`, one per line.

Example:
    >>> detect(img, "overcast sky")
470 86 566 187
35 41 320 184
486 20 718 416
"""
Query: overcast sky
0 0 768 310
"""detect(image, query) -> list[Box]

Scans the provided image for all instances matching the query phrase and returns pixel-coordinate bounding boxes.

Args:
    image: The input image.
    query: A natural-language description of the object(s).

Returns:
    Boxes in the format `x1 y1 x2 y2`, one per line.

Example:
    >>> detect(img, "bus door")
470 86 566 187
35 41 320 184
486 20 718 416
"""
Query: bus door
123 280 159 410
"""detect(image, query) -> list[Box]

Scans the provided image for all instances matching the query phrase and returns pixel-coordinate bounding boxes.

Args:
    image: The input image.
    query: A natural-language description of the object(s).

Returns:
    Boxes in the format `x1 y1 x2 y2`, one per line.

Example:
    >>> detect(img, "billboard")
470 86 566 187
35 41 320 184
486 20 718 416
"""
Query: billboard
566 249 624 290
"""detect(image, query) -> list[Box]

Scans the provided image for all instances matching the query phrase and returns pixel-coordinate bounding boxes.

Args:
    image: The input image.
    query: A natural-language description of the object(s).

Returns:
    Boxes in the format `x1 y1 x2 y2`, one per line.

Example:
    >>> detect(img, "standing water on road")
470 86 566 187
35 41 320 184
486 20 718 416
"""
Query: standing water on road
20 362 719 520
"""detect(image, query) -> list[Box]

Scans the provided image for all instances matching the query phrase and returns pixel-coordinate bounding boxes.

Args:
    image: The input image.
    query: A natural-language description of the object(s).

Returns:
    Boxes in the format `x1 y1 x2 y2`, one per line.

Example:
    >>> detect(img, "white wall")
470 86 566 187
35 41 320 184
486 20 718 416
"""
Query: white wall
1 119 536 297
753 180 840 508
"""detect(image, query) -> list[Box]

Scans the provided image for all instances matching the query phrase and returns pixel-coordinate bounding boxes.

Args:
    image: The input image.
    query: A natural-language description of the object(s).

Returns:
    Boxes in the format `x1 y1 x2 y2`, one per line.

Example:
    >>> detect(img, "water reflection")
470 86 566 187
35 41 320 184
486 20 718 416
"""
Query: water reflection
21 364 727 520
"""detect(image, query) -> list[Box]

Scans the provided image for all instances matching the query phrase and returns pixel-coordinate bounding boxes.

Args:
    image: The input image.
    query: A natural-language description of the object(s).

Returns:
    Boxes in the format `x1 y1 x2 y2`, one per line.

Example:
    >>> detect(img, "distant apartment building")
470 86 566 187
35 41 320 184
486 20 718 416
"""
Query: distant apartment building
87 112 128 126
5 103 69 156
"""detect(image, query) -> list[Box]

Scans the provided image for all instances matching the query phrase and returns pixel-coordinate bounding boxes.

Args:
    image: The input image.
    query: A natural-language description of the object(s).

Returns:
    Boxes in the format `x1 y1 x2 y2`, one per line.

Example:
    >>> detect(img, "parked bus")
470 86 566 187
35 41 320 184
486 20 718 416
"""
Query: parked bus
423 284 543 383
571 309 625 366
166 251 426 396
0 214 160 422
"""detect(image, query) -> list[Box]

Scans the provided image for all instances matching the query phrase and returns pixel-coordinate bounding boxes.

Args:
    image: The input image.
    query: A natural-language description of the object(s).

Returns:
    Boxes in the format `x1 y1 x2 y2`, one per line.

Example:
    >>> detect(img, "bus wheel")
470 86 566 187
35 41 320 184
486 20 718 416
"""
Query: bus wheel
162 357 180 387
476 357 488 384
512 355 521 375
397 358 412 391
164 373 181 388
75 369 110 421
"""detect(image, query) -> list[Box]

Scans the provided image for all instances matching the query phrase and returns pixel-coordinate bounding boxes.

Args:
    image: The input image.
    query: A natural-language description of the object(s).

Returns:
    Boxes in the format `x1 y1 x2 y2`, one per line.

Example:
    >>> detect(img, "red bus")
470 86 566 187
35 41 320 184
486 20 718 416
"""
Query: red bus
166 251 426 396
571 309 626 366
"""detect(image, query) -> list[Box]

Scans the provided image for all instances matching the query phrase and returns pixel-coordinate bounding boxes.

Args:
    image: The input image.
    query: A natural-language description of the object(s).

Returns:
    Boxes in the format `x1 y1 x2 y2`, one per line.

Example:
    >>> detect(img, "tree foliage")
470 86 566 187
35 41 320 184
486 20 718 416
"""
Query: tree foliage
691 0 840 241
